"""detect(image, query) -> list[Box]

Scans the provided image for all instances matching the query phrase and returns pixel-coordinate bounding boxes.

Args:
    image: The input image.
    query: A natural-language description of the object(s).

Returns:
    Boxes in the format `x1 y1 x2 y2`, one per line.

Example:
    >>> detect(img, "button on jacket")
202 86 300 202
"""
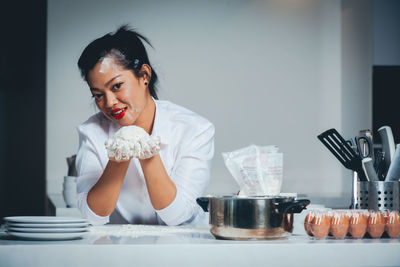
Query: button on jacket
76 100 214 226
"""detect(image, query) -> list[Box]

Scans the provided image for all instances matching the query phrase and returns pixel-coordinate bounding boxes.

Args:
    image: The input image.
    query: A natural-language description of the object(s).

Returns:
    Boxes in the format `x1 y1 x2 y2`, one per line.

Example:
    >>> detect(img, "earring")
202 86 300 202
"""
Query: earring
144 81 148 86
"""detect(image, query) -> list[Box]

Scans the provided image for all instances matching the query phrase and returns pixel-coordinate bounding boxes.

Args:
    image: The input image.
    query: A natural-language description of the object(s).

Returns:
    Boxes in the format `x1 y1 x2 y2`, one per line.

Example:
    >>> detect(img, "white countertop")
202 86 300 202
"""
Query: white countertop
1 224 400 267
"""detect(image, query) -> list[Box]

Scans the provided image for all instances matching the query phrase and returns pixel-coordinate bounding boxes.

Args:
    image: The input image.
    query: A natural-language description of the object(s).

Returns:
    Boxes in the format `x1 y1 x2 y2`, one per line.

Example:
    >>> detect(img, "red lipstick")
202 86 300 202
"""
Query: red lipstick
111 108 126 120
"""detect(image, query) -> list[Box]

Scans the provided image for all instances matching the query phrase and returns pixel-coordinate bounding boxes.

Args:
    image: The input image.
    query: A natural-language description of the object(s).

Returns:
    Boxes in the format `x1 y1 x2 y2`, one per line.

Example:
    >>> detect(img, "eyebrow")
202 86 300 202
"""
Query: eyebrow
90 75 122 91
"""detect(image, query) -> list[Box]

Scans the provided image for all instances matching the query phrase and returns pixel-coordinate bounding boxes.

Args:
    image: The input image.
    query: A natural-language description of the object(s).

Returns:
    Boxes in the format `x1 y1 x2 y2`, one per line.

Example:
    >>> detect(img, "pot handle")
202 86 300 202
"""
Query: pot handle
277 199 310 214
196 197 210 212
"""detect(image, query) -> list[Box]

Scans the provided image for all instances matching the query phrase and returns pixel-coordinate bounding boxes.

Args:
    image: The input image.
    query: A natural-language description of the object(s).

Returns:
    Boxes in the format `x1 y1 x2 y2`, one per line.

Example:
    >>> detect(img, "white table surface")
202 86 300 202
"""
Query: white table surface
1 224 400 267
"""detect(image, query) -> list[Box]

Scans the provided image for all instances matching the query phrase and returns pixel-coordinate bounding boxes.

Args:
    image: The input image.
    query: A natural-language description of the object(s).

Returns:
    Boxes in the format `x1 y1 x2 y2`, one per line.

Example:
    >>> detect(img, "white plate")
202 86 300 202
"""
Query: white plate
6 222 89 228
6 231 87 241
6 226 88 233
4 216 88 224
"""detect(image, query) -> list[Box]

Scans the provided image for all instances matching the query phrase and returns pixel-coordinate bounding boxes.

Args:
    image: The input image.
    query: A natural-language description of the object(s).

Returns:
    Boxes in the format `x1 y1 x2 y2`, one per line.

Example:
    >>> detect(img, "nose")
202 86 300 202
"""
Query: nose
104 92 118 108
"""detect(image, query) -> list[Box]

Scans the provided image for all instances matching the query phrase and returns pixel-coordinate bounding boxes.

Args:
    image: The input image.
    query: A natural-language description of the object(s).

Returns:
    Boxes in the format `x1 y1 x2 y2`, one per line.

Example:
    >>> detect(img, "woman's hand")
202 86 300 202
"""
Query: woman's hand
108 156 131 163
105 125 160 161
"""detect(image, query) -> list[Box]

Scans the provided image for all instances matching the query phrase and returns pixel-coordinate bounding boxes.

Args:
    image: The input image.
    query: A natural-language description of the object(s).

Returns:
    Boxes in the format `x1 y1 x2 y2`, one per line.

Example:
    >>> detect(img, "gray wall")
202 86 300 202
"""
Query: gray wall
47 0 372 199
341 0 373 194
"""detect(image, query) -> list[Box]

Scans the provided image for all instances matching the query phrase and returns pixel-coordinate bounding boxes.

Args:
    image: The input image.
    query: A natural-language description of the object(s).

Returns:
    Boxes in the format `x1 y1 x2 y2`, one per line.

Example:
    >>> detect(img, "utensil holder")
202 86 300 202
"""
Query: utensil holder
354 180 400 211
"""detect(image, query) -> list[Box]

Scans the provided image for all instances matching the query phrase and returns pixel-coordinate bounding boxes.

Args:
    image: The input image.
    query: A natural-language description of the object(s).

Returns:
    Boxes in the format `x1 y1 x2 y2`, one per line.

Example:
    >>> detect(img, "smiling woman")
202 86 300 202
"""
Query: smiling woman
75 26 215 226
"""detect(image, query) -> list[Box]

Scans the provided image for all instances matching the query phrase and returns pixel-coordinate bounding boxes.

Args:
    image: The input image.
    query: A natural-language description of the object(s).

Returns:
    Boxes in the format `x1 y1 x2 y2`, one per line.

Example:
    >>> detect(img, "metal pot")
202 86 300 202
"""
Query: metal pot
197 195 310 240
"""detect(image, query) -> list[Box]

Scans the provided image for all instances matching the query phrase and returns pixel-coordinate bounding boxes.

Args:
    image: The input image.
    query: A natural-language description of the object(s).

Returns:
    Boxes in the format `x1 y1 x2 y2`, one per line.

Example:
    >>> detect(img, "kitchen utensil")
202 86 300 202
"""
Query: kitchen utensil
346 138 355 148
197 195 310 240
359 129 375 162
351 171 359 209
362 158 379 181
374 150 386 181
378 126 396 170
385 144 400 181
346 136 372 160
356 181 400 211
355 136 373 159
317 128 367 181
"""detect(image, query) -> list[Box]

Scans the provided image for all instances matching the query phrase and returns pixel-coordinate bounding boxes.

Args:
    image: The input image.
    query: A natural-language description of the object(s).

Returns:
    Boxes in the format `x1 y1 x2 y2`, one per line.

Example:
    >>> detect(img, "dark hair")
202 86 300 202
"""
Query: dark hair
78 25 158 99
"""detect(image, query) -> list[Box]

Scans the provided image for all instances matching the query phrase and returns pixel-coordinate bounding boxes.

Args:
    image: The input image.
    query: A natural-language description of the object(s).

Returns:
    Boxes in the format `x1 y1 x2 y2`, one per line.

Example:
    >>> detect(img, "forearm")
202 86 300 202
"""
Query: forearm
87 160 130 216
139 154 177 210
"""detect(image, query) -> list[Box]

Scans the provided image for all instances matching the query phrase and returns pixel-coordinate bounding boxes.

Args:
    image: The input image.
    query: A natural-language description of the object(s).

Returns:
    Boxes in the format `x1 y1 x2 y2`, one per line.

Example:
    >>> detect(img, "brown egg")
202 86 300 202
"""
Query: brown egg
304 211 315 237
385 211 400 238
330 212 350 239
367 211 386 238
327 211 334 236
327 211 336 236
311 213 330 239
349 211 367 239
382 210 390 218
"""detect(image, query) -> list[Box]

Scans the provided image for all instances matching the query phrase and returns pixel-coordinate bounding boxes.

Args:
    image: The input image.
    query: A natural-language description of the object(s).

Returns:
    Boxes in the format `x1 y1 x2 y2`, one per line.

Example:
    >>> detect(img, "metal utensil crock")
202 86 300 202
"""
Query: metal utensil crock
355 181 400 210
197 196 310 240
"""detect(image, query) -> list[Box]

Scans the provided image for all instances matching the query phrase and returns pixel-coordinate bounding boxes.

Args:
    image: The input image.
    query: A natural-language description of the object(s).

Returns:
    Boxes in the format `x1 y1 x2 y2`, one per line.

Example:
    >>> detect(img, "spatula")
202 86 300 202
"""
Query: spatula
385 144 400 181
378 126 396 170
362 157 379 181
317 128 368 181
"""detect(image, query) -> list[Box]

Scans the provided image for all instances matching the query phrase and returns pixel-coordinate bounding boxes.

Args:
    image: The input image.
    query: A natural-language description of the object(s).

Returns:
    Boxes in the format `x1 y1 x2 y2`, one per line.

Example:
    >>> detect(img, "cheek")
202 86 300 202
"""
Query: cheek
120 90 133 102
94 99 102 108
120 86 144 106
94 99 107 113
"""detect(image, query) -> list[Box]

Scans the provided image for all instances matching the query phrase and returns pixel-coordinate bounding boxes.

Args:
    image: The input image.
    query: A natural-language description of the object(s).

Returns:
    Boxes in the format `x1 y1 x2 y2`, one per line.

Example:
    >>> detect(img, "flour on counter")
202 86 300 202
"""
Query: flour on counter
88 225 210 238
105 125 161 160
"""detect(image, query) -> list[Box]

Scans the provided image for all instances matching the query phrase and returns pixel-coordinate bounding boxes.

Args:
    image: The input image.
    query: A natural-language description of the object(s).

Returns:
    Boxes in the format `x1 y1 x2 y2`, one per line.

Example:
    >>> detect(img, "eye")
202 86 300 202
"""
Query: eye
91 94 104 101
112 82 123 91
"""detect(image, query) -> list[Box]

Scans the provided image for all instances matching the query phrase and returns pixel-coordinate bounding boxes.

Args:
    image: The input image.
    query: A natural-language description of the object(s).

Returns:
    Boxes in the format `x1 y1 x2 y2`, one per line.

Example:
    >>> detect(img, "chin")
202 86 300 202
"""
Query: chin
115 119 134 126
106 112 137 126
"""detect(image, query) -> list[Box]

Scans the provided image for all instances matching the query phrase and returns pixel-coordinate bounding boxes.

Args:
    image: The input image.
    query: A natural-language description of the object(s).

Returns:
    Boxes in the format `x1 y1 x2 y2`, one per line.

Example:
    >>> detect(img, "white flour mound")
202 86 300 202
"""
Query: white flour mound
105 126 161 160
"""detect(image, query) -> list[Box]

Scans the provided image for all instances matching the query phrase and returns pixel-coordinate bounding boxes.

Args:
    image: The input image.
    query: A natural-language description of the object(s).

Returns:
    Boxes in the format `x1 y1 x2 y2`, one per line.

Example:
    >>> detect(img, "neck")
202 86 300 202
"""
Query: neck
134 95 156 134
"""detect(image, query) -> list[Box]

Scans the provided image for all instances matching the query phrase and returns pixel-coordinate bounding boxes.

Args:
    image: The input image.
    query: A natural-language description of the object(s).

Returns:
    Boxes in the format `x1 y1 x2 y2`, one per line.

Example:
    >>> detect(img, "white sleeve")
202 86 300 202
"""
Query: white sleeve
75 125 109 226
155 122 215 226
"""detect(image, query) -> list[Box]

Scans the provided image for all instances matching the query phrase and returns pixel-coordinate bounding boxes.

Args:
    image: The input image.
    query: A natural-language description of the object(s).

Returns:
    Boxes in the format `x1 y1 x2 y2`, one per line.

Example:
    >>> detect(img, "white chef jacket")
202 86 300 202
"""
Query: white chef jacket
75 99 214 226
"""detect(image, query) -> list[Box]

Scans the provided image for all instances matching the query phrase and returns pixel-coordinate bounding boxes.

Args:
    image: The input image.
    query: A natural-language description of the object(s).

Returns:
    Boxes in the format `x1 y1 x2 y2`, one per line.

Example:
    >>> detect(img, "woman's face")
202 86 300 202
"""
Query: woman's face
87 57 150 126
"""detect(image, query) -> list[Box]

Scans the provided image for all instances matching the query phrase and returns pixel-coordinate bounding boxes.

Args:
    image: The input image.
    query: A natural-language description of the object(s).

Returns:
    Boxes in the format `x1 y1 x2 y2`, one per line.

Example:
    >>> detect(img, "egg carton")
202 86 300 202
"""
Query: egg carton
304 209 400 239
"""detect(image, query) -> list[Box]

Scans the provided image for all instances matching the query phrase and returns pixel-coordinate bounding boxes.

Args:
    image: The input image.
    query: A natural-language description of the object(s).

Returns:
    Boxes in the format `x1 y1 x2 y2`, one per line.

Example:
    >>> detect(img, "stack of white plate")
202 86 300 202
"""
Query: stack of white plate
4 216 89 241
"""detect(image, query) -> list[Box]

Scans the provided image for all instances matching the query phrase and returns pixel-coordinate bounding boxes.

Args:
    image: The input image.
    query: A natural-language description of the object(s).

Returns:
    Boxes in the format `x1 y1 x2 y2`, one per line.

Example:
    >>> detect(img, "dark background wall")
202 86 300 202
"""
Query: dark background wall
373 0 400 65
0 0 47 221
373 66 400 143
372 0 400 142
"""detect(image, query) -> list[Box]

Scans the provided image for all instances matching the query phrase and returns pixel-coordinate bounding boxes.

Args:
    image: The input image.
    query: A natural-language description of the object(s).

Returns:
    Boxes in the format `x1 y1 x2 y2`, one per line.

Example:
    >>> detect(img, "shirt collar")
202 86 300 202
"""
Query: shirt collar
108 98 170 146
151 98 170 146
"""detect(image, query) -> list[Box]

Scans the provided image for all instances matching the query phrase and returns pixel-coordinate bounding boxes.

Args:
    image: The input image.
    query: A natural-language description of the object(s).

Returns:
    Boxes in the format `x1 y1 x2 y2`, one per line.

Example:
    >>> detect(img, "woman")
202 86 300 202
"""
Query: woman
75 26 214 226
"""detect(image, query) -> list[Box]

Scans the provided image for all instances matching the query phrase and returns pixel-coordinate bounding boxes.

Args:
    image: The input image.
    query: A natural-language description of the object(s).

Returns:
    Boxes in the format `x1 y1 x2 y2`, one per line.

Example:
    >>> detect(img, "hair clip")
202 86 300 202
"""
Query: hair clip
133 59 140 69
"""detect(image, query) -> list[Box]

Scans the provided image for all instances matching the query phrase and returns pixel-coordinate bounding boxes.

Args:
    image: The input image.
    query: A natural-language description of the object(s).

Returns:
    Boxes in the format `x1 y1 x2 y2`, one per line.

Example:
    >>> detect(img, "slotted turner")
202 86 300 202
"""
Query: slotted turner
317 128 368 181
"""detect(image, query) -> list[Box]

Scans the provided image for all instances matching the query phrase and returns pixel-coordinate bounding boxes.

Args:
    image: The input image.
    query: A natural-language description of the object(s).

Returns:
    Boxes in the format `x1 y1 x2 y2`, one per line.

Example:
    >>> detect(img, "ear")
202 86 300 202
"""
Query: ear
139 64 152 84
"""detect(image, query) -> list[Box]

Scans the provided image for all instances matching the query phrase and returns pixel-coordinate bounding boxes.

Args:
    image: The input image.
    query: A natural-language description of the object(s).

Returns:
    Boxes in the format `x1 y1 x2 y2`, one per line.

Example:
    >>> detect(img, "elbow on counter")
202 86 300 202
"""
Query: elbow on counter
155 191 208 227
77 192 110 226
76 191 208 227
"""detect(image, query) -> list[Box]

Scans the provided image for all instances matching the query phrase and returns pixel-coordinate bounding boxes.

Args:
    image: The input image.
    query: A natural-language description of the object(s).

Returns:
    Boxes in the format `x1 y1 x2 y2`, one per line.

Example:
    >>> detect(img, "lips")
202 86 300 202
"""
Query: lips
111 107 127 120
